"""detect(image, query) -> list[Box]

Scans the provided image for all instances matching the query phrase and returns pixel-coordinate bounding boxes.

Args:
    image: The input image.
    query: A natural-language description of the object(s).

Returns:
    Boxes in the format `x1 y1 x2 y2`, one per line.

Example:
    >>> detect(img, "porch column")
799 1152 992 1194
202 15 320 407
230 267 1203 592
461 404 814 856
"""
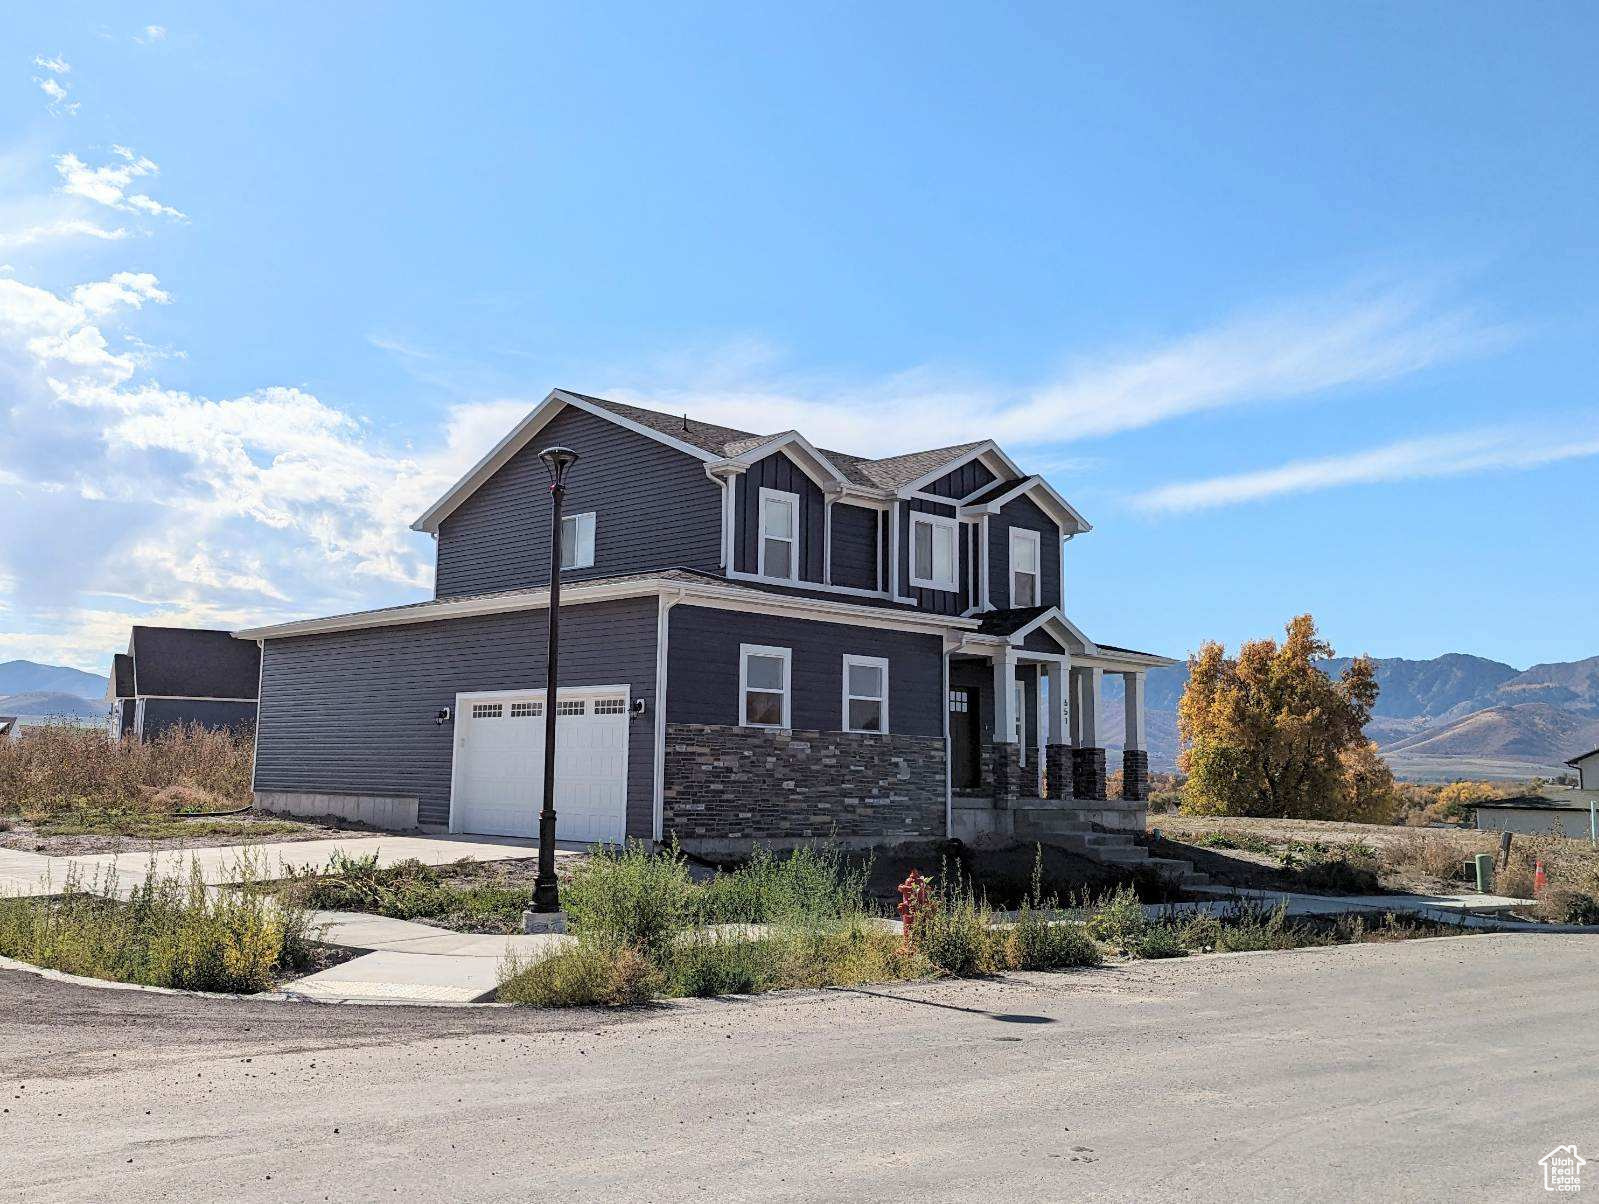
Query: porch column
991 652 1022 805
1069 666 1106 801
1043 659 1071 801
1121 670 1150 802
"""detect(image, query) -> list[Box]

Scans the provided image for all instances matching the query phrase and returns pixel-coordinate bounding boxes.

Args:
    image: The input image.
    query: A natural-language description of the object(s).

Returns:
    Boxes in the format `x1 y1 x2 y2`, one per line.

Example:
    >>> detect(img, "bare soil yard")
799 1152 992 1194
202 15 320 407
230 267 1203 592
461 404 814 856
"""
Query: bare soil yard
0 811 370 856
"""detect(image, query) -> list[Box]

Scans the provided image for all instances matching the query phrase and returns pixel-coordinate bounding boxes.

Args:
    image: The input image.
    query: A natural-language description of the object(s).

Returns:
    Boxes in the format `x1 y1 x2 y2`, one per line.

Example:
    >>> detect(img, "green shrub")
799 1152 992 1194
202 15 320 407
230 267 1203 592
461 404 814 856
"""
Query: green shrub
497 941 661 1007
280 853 531 931
1194 829 1274 854
1180 911 1223 953
1003 911 1101 970
1130 924 1187 959
0 854 314 992
696 844 869 925
1214 903 1298 952
911 866 1004 976
1085 885 1149 954
562 841 694 959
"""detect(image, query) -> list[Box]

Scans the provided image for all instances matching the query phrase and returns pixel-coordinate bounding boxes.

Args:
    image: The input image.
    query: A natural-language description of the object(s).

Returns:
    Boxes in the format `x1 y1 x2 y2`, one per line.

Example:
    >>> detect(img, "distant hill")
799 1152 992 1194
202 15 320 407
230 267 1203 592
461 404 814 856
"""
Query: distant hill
0 691 106 721
0 660 107 701
1103 652 1599 782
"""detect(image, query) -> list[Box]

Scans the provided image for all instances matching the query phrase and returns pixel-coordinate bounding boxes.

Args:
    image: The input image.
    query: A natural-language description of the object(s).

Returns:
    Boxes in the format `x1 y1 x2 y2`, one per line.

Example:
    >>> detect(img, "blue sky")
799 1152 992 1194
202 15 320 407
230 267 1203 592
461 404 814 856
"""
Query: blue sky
1 3 1595 673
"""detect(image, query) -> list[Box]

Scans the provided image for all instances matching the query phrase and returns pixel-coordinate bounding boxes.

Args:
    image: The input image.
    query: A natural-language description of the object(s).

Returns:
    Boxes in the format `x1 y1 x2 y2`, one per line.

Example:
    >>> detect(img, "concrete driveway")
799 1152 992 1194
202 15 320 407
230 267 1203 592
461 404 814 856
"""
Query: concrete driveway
2 933 1593 1202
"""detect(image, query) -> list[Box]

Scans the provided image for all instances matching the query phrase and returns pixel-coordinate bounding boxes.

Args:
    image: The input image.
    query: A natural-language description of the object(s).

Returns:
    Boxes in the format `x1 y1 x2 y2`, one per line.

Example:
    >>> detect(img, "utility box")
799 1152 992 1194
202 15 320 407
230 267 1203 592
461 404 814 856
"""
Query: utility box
1473 853 1494 894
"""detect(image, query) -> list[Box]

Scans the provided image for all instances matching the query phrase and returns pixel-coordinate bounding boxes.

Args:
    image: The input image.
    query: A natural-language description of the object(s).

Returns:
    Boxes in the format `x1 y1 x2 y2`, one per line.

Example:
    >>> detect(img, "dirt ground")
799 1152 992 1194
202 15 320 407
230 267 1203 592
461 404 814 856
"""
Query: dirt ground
1147 812 1599 904
0 812 371 857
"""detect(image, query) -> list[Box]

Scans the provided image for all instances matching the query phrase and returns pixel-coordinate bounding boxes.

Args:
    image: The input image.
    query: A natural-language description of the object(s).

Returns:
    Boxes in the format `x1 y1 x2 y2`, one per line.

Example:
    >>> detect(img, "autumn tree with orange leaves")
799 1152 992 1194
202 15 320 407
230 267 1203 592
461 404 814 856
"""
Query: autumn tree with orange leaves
1177 614 1396 822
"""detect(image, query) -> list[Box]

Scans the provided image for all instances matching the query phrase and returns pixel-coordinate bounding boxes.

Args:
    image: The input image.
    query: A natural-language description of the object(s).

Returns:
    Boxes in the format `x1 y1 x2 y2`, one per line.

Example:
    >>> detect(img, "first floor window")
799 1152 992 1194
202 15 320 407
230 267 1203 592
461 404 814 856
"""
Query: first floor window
561 512 596 570
843 655 889 733
759 488 799 579
1010 527 1040 607
909 513 958 591
740 643 791 728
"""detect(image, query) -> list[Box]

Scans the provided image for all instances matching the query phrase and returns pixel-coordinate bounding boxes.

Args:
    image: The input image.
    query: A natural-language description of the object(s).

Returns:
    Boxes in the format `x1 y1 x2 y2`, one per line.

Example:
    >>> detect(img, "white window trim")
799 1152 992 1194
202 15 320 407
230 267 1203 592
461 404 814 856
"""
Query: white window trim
908 511 959 592
757 487 801 582
841 654 890 734
561 511 596 570
739 642 791 729
1009 527 1042 608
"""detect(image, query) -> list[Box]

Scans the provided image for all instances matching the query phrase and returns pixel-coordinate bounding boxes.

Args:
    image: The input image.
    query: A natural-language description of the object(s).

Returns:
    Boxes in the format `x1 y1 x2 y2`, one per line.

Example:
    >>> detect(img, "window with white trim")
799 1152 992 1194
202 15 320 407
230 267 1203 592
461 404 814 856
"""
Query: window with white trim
510 701 540 718
740 643 791 728
1010 527 1041 608
842 655 889 733
909 512 958 591
471 703 503 719
556 699 586 716
593 698 627 715
758 488 799 580
561 512 596 570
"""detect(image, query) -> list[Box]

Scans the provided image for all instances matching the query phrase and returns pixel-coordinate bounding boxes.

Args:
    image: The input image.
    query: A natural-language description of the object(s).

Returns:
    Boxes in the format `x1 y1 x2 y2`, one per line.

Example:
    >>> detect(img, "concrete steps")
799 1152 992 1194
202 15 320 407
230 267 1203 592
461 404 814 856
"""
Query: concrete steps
1007 799 1209 886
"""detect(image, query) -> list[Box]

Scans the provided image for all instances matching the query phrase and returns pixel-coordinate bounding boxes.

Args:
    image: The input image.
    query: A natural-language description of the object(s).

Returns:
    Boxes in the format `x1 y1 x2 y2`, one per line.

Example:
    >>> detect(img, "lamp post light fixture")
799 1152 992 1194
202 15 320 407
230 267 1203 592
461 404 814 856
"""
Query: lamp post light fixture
531 444 579 916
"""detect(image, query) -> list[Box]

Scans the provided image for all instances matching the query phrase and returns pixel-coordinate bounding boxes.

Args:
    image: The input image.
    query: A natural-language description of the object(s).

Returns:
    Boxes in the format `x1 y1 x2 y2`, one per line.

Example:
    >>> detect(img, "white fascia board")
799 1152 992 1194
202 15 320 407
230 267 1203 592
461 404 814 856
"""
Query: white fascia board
237 576 979 641
1074 648 1182 670
896 440 1023 497
412 389 722 533
1008 607 1098 656
960 475 1093 535
711 431 851 493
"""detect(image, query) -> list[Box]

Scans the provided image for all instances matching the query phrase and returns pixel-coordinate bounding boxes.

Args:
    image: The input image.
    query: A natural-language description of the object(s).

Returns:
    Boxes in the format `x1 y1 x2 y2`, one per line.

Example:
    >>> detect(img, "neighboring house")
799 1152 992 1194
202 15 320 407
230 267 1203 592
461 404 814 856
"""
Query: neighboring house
0 716 17 740
105 627 261 741
1567 746 1599 790
238 388 1176 848
1474 788 1598 839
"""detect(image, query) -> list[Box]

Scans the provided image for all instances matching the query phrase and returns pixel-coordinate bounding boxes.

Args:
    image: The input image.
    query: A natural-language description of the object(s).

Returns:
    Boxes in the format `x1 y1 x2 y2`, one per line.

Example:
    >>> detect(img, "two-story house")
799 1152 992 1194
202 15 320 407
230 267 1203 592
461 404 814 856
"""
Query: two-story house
240 389 1175 851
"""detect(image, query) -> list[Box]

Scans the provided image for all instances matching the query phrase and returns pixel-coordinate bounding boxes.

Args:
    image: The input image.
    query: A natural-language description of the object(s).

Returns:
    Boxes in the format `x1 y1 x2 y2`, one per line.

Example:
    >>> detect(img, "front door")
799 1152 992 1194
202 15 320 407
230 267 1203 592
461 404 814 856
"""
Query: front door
949 688 981 789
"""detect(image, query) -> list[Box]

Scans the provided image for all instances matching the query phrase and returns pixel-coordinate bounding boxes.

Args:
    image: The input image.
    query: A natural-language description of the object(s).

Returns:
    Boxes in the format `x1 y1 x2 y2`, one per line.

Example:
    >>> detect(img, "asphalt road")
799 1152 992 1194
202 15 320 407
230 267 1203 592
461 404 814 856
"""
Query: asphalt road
1 934 1593 1203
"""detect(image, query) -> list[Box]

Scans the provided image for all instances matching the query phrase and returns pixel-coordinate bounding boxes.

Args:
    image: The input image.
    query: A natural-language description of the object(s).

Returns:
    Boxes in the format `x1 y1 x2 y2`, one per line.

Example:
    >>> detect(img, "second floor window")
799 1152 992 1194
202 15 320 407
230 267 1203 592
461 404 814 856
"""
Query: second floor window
909 512 958 591
1010 527 1041 607
759 488 799 579
561 512 596 570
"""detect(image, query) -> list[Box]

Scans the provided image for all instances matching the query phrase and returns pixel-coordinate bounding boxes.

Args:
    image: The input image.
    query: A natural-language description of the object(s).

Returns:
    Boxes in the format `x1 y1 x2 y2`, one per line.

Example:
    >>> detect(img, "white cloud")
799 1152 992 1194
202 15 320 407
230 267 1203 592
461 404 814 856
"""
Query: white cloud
32 55 71 74
134 25 168 44
55 149 186 222
71 271 170 315
0 218 130 248
594 282 1509 458
34 75 79 116
1131 426 1599 514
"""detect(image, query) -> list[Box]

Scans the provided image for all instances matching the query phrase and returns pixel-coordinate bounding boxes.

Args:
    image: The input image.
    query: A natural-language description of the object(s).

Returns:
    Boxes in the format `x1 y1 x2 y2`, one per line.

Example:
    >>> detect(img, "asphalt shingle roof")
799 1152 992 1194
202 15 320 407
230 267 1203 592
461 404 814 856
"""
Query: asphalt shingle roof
568 391 986 491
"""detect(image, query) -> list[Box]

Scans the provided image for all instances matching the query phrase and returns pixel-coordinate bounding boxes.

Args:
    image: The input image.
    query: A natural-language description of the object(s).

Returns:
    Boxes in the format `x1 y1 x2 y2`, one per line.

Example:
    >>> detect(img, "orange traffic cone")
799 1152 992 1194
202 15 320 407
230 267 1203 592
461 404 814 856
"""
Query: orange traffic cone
1533 859 1548 896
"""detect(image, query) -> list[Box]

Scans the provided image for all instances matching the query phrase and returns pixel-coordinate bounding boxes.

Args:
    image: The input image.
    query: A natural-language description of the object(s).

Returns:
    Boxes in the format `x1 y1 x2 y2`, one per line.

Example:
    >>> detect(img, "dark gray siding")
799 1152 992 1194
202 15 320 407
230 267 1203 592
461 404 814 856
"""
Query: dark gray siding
434 406 721 599
734 451 825 582
138 698 257 738
132 627 260 698
666 605 944 737
254 597 659 834
828 502 879 590
987 494 1062 610
924 459 995 500
896 499 964 616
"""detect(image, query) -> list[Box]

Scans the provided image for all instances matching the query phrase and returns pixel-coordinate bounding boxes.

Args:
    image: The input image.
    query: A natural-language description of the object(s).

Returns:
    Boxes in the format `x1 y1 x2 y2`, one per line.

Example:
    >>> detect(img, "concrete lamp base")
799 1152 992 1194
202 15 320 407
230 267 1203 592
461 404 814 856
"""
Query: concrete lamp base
521 910 569 935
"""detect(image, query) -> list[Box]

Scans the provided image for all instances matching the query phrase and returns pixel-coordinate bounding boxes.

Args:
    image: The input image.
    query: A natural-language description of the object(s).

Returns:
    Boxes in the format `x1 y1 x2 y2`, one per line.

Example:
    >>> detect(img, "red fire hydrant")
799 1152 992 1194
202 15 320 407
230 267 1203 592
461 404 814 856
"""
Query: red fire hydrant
898 869 934 953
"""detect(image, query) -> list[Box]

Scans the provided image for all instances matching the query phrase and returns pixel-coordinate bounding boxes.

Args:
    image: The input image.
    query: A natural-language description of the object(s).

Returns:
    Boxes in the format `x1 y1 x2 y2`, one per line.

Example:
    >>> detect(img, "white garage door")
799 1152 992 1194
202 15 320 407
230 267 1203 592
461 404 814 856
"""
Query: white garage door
450 688 630 844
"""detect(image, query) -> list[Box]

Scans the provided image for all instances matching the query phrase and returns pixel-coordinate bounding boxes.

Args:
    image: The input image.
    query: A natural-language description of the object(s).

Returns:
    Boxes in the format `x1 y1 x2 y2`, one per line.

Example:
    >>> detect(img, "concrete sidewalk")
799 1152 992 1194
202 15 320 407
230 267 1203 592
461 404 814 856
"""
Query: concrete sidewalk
0 833 581 899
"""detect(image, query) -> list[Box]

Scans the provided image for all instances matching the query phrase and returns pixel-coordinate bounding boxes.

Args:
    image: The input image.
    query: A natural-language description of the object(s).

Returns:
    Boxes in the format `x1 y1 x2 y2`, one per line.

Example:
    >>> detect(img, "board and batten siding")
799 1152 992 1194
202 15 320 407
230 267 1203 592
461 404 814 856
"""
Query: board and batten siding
923 459 996 500
987 493 1062 611
828 502 880 590
665 605 944 737
434 405 722 599
253 598 659 834
733 450 826 583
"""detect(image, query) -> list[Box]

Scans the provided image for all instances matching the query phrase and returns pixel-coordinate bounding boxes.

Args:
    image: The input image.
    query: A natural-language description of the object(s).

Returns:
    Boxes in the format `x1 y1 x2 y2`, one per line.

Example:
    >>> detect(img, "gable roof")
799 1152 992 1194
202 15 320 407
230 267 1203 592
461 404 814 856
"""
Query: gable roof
106 652 134 701
1566 747 1599 766
129 627 261 700
413 388 1087 533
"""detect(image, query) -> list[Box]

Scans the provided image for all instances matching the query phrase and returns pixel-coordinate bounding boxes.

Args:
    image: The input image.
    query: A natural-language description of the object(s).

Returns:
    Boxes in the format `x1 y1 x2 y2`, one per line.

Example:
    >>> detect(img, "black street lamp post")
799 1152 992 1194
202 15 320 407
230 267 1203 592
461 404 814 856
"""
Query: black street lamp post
532 444 578 914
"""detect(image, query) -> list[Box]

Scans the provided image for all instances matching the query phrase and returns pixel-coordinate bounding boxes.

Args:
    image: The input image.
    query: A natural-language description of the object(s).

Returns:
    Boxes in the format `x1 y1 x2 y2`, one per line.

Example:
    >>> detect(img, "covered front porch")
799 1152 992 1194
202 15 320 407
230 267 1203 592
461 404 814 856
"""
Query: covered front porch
944 608 1175 841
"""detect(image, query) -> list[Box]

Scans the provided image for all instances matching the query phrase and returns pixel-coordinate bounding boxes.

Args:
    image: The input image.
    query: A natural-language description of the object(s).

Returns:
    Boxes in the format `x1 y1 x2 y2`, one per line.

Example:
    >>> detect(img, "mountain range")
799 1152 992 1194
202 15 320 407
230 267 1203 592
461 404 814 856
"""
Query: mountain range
0 660 109 725
1100 652 1599 781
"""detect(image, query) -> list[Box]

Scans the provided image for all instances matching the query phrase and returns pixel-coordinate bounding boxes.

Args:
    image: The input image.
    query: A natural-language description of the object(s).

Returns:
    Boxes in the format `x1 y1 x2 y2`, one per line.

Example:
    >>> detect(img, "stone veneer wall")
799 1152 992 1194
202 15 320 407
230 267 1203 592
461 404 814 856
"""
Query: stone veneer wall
1071 746 1108 801
663 723 947 846
1121 750 1151 801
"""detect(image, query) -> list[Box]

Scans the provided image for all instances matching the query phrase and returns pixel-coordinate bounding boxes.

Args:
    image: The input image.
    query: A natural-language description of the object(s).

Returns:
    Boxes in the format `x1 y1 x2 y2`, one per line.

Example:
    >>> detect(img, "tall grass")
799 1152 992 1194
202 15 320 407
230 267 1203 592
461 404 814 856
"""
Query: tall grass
0 854 316 992
0 720 255 817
